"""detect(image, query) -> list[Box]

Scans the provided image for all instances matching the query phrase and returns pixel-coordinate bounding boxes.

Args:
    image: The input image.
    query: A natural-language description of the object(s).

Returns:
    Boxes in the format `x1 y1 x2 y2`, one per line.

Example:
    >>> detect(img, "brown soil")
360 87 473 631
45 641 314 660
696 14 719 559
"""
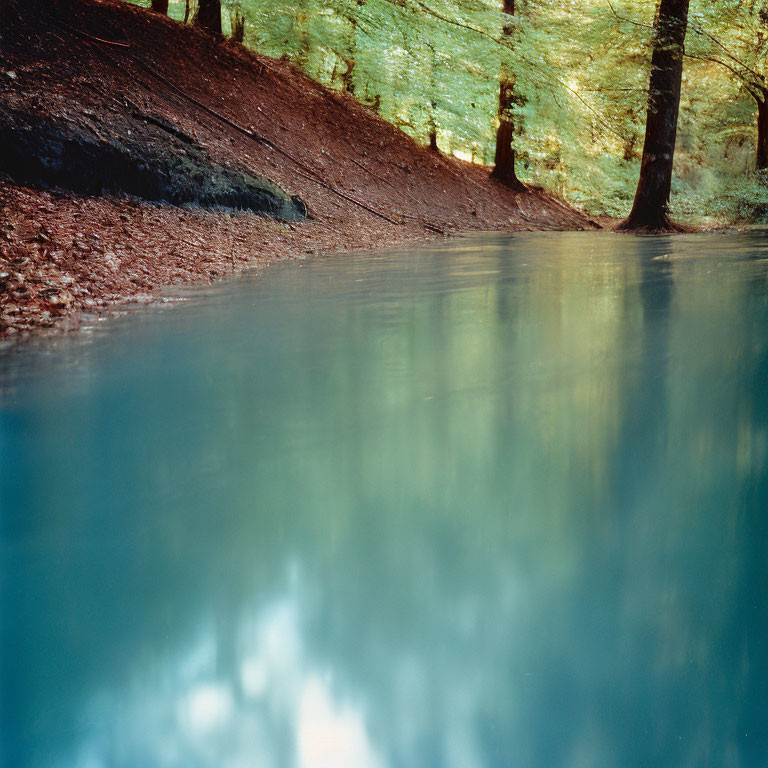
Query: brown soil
0 0 596 340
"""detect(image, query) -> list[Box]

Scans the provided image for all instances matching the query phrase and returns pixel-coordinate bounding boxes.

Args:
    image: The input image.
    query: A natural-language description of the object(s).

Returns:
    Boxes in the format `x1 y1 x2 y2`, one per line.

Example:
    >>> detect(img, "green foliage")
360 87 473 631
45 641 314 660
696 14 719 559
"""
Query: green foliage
126 0 768 221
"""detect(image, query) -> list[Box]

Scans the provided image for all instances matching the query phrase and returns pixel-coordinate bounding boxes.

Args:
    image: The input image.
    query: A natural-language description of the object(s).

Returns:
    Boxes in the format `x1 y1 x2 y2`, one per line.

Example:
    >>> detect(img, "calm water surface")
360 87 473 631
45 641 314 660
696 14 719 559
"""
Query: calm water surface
2 232 768 768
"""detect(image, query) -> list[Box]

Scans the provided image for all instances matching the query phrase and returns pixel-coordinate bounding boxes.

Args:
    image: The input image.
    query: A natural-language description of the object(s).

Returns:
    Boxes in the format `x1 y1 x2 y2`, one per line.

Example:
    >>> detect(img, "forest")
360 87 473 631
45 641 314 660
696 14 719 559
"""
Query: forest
132 0 768 227
3 1 768 765
1 0 766 336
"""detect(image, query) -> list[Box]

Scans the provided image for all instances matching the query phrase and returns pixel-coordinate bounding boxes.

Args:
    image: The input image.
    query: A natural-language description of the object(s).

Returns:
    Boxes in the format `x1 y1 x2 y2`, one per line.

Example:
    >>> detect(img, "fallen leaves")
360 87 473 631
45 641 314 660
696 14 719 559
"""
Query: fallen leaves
0 0 589 341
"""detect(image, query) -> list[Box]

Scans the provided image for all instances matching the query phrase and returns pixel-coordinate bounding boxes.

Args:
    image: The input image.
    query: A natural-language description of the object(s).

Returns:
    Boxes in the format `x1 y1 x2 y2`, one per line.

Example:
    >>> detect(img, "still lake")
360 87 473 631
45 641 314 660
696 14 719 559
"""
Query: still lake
1 232 767 768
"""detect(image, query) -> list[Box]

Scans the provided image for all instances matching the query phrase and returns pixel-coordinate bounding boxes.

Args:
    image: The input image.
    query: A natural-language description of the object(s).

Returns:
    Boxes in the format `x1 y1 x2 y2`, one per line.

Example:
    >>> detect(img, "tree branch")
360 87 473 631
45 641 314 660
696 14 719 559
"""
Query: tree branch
605 0 653 30
685 52 765 101
689 22 765 86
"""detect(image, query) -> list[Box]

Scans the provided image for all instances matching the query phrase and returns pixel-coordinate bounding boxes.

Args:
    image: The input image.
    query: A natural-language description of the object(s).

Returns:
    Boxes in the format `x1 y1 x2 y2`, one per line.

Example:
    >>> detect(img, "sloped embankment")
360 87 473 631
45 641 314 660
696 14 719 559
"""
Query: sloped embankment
0 0 595 338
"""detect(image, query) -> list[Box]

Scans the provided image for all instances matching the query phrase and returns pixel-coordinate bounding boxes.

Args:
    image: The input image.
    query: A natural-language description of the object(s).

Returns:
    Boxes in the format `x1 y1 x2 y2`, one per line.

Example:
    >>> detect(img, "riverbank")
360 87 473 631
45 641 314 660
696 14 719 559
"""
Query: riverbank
0 0 594 339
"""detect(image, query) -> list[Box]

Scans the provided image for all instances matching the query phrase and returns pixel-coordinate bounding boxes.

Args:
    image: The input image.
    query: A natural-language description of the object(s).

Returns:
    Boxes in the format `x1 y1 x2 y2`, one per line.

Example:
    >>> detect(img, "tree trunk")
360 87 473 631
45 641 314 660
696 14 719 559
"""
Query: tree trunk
193 0 221 34
491 0 524 190
230 7 245 43
151 0 168 14
757 95 768 173
341 57 355 95
184 0 191 23
618 0 690 231
427 43 439 152
341 15 357 95
429 123 438 151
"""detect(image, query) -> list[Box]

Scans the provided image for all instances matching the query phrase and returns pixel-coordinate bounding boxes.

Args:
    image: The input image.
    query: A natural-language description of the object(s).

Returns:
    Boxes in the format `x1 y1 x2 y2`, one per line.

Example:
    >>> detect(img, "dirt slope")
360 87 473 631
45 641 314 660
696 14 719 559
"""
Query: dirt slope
0 0 595 338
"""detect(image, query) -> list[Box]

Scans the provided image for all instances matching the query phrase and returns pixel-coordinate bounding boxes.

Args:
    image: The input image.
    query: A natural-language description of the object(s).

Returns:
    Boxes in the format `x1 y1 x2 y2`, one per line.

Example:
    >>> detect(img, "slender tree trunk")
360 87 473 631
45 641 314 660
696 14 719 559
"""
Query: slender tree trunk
229 7 245 43
341 57 355 94
429 122 438 151
757 94 768 172
618 0 690 231
427 43 439 152
340 15 357 95
491 0 524 189
193 0 221 34
184 0 191 23
151 0 168 14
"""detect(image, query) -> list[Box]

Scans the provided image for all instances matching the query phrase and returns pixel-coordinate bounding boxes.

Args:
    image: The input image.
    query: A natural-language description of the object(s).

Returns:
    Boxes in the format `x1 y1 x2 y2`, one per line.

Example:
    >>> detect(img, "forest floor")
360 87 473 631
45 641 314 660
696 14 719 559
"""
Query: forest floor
0 0 595 340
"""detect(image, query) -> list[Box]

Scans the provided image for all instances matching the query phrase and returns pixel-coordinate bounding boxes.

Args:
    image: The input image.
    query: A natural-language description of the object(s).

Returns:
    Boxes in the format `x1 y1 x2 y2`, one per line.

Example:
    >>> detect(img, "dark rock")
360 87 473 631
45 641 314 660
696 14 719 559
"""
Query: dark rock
0 105 306 222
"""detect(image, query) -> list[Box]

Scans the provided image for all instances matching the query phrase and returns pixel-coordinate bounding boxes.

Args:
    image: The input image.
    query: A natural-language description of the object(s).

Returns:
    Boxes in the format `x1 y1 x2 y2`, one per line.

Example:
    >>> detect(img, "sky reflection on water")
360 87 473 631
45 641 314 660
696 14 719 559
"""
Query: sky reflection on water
1 233 768 768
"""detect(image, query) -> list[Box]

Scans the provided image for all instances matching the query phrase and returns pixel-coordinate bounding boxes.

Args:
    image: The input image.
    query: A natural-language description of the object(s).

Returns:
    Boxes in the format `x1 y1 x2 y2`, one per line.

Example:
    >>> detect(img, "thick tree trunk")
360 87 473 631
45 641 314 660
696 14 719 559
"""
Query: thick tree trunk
618 0 690 231
151 0 168 14
493 101 520 185
193 0 221 34
491 0 524 190
757 95 768 173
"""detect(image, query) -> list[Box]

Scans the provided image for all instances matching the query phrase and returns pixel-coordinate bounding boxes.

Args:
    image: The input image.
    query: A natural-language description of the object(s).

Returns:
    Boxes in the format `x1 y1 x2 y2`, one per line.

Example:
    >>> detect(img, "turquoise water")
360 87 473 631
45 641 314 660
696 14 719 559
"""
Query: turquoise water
1 232 767 768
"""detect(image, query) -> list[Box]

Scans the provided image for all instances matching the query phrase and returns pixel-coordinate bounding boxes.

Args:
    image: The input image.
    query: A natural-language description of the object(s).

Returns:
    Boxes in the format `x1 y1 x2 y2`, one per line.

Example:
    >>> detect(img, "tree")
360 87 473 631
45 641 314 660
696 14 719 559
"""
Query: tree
427 42 439 151
618 0 690 231
491 0 524 189
230 6 246 43
151 0 168 14
340 10 357 96
194 0 222 34
687 2 768 173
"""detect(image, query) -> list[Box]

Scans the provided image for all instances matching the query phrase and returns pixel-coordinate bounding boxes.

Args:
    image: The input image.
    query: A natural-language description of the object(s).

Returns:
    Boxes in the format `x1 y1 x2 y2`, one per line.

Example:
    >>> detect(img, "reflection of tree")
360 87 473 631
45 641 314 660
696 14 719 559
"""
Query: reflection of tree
670 251 768 765
2 234 768 767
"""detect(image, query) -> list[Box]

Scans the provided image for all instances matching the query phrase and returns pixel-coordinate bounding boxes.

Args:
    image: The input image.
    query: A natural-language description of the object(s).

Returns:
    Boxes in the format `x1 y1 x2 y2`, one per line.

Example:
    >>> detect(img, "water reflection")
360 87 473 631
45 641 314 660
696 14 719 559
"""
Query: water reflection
2 233 768 768
65 581 385 768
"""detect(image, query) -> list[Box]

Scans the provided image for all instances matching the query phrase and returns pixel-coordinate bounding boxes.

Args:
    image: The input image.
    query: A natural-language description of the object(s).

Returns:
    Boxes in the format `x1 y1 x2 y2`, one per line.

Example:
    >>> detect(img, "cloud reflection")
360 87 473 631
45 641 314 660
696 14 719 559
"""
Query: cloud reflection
298 677 384 768
179 683 234 733
72 586 384 768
